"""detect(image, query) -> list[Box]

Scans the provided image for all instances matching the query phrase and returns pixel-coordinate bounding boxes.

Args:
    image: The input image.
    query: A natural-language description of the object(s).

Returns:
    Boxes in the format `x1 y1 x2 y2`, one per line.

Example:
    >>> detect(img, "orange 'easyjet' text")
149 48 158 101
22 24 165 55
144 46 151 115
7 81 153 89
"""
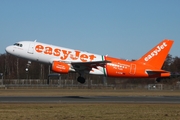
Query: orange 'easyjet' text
35 45 96 62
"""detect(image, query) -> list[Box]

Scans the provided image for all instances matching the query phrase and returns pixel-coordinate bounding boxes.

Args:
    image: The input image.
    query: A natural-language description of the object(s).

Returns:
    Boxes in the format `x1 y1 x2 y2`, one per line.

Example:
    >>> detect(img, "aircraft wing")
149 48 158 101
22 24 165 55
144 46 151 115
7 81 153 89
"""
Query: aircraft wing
50 58 111 73
71 60 111 70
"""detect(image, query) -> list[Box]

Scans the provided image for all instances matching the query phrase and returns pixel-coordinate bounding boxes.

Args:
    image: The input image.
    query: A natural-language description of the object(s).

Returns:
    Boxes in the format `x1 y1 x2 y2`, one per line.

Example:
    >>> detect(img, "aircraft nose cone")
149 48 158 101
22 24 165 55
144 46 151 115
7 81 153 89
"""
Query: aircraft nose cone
5 46 12 53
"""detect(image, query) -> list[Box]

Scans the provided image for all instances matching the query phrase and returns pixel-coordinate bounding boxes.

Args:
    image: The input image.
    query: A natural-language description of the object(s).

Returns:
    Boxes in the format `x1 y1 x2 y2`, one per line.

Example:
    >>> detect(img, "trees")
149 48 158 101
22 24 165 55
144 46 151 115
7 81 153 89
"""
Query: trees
0 53 179 84
0 53 49 79
163 54 180 73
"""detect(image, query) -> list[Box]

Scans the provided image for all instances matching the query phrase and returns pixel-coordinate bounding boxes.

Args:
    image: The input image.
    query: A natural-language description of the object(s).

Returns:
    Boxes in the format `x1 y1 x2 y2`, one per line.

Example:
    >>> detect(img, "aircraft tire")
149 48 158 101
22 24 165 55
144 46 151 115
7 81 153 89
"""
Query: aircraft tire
156 78 161 83
77 76 85 84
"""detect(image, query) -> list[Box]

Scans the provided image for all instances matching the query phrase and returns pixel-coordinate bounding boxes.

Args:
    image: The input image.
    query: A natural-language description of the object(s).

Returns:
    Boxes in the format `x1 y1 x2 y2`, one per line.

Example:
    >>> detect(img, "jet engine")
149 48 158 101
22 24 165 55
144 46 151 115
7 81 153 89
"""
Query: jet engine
52 61 70 74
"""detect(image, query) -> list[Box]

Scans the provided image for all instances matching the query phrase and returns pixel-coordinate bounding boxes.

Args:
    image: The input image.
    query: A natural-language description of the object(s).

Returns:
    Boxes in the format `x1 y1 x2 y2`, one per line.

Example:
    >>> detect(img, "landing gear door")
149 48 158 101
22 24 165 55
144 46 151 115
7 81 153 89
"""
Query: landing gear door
28 43 35 54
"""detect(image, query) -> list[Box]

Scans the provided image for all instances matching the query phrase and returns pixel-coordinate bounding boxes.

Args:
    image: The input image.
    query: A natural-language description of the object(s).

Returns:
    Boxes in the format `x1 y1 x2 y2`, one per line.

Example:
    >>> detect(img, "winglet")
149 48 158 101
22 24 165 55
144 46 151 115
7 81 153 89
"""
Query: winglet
137 39 174 69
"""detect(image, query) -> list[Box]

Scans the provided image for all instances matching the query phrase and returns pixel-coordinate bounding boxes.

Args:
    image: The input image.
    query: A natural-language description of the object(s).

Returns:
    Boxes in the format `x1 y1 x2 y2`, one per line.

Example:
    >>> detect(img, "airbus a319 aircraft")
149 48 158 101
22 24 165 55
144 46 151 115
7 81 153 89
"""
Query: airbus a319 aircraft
6 39 174 83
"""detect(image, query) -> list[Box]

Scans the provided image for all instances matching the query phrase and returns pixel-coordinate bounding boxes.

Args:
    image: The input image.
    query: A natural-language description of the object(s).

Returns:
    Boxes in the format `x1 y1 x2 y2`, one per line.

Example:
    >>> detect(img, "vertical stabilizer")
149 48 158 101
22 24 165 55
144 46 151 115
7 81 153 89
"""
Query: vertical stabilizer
137 39 174 69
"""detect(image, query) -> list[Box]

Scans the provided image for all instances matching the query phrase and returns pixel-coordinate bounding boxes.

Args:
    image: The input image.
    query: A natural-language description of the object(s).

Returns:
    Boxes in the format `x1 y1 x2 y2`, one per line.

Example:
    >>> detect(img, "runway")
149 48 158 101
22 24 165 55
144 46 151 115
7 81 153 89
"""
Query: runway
0 96 180 103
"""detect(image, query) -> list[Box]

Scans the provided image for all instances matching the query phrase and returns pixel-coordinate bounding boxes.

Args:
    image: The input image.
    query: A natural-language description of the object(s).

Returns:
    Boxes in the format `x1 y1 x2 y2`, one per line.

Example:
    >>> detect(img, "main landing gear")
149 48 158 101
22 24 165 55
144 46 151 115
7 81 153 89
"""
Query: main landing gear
155 78 161 83
75 70 86 84
77 75 86 84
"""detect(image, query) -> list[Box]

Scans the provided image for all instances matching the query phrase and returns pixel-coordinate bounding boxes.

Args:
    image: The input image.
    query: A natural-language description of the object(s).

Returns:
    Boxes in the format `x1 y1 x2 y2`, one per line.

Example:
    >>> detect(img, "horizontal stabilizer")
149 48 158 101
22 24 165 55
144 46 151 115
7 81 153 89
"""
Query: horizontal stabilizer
146 70 170 75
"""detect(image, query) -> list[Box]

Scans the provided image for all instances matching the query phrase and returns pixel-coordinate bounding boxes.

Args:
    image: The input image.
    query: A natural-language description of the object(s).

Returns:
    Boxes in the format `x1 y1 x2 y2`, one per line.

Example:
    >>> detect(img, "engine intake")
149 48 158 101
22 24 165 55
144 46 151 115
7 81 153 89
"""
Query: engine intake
52 61 70 74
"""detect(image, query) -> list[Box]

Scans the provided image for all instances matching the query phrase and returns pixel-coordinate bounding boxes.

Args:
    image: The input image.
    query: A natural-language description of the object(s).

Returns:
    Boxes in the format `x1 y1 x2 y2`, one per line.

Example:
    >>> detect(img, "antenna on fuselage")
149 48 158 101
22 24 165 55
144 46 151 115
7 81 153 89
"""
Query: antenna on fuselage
34 39 37 42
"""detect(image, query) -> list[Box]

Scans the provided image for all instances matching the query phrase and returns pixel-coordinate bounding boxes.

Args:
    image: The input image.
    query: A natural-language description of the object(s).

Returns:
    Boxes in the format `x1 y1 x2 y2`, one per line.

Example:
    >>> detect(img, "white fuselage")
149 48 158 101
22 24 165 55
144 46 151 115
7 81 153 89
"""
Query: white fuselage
5 41 106 75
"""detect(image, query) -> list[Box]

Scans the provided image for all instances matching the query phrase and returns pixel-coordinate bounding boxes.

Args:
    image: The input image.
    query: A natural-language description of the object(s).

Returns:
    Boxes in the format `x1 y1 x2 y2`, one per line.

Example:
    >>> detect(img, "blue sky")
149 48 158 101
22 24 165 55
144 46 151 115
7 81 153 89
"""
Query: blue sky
0 0 180 59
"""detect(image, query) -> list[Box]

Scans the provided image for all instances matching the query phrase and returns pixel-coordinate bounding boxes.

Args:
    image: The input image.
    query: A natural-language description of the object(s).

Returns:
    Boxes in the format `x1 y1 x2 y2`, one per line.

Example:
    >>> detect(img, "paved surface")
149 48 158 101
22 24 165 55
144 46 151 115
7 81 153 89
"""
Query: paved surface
0 96 180 103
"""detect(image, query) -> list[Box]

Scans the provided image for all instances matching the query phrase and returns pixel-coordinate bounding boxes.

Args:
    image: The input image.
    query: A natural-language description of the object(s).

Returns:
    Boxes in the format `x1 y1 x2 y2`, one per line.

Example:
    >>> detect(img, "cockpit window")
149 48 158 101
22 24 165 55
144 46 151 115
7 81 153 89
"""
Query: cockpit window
14 43 19 46
14 43 23 47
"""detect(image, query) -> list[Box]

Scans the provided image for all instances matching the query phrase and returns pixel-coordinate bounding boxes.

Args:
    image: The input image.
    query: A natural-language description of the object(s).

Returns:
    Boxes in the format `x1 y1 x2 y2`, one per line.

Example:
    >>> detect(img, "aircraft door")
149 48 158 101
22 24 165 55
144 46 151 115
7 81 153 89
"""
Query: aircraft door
28 43 35 54
130 64 136 75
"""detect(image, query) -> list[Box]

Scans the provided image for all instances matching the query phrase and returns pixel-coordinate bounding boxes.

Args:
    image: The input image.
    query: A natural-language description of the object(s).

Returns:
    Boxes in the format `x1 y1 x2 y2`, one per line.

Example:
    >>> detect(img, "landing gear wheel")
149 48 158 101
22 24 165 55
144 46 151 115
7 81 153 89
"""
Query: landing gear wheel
156 78 161 83
77 76 86 84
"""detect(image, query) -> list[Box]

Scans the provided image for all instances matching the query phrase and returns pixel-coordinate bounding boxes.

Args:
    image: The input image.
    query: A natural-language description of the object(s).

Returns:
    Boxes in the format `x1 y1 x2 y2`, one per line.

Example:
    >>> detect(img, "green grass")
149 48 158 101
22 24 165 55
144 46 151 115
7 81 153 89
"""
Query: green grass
0 103 180 120
0 89 180 120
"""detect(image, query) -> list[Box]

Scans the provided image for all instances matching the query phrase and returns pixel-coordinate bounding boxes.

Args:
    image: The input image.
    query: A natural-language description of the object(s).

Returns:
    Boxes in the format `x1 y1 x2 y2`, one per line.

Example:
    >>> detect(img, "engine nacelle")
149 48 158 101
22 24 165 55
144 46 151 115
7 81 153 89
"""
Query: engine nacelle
52 61 70 74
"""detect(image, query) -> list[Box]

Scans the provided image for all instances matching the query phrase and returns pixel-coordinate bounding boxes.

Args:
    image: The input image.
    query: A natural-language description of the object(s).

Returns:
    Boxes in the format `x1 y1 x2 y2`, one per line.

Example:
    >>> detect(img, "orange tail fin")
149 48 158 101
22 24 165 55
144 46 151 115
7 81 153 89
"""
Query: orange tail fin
137 39 174 69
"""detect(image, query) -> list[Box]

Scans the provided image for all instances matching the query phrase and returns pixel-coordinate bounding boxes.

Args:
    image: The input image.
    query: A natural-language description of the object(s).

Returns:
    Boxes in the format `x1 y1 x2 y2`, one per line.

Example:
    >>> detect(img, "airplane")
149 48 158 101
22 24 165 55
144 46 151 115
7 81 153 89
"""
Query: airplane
5 39 174 84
